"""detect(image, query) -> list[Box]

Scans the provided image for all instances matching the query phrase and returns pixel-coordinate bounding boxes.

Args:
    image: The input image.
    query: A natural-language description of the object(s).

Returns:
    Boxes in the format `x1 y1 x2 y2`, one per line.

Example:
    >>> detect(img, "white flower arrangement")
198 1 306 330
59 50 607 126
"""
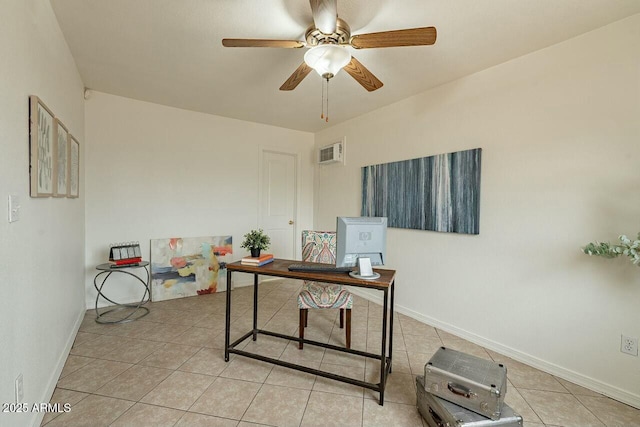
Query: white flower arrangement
583 233 640 266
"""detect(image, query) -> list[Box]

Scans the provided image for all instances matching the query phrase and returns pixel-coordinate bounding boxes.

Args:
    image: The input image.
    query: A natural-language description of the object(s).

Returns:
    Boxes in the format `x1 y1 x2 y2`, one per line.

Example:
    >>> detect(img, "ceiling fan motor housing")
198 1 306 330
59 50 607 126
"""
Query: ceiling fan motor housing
305 18 351 46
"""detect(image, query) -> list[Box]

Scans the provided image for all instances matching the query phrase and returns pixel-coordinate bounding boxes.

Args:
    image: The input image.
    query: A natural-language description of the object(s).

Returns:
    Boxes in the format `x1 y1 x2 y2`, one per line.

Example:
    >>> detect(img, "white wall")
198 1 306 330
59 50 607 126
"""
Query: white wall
0 1 86 426
314 14 640 407
84 92 315 306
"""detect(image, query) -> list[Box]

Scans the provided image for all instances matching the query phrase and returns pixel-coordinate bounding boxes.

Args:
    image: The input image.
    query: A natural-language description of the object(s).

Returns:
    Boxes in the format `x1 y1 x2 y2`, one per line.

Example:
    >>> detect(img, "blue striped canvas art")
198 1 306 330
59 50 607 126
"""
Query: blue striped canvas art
361 148 482 234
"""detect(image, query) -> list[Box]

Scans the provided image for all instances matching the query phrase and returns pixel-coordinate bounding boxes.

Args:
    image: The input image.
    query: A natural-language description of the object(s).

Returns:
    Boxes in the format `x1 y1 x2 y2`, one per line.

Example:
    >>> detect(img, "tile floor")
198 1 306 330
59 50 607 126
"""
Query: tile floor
44 278 640 427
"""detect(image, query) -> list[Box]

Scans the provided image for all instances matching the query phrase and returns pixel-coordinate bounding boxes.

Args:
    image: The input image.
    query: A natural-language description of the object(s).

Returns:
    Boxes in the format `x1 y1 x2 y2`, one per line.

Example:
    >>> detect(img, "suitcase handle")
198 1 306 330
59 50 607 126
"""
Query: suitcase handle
447 382 474 399
428 407 447 427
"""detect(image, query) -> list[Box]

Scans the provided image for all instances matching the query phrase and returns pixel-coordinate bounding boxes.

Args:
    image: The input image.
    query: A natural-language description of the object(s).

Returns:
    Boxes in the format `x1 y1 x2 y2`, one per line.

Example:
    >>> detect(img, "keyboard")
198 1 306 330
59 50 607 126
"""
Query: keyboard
287 263 353 273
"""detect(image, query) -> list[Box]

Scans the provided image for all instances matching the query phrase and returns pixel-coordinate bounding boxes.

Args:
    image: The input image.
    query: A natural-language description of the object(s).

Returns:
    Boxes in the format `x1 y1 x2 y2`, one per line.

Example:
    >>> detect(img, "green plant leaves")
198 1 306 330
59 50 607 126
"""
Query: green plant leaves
582 233 640 265
240 229 271 251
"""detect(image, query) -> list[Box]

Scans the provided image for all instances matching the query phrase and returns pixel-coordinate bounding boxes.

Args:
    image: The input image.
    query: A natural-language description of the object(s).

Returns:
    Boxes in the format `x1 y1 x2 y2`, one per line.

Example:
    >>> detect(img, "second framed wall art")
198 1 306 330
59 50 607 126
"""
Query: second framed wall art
53 118 68 197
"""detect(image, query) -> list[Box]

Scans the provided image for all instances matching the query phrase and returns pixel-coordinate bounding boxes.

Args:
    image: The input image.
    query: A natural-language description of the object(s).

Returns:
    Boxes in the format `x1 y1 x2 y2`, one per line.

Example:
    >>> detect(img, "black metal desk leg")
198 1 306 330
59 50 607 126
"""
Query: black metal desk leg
389 280 395 373
253 274 259 341
379 287 389 405
225 269 232 362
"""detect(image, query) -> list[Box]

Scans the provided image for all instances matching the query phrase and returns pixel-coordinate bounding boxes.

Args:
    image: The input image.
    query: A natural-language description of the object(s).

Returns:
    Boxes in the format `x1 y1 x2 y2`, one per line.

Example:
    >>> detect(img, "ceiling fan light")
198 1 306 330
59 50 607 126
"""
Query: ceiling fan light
304 44 351 79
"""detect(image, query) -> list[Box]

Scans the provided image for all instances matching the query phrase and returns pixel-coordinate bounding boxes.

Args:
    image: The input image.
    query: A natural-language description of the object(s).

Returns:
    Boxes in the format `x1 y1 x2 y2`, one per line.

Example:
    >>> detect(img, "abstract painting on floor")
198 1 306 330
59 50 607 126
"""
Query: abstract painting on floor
150 235 233 301
362 148 482 234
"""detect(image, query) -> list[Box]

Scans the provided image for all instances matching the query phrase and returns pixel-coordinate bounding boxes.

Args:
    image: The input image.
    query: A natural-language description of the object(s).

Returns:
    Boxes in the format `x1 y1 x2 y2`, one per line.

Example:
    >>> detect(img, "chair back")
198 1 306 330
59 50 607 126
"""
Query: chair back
301 231 336 265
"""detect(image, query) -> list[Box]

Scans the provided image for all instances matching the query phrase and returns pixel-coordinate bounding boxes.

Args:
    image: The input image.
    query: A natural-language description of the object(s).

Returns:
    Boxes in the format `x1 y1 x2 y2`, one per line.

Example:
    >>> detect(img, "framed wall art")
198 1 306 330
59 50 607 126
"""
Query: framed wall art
29 96 55 197
362 147 482 235
68 134 80 198
53 118 69 197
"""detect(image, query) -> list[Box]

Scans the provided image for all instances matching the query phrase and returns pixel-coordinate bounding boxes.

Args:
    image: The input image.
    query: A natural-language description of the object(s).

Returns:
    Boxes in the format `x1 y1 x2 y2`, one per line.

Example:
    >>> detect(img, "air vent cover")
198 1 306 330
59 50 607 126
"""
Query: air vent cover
318 141 344 164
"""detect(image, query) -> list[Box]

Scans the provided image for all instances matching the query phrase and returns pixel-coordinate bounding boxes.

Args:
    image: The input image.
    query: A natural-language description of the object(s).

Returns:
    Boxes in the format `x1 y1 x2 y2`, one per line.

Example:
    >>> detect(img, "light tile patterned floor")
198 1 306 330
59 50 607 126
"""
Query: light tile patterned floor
44 279 640 427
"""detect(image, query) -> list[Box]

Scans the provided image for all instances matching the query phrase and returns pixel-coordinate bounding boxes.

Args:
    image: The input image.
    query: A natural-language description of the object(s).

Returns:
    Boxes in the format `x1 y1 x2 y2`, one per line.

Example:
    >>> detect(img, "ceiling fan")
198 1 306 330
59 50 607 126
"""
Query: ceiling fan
222 0 437 92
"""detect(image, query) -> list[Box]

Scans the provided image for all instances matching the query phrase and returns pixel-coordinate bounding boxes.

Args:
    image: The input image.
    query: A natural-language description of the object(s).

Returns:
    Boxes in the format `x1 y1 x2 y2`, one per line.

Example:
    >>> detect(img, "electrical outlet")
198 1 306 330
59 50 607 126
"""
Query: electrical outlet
15 374 23 403
621 335 638 356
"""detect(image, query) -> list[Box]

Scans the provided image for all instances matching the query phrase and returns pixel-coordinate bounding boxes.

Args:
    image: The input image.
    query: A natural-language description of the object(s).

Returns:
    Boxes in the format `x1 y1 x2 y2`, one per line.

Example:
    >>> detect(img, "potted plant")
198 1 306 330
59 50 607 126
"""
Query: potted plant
240 229 271 257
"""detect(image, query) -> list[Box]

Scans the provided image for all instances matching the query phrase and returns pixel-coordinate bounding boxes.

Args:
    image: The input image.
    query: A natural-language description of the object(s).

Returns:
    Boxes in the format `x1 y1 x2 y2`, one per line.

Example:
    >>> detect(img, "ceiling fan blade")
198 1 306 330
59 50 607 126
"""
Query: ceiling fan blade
280 62 313 91
350 27 437 49
222 39 304 48
343 57 383 92
309 0 337 34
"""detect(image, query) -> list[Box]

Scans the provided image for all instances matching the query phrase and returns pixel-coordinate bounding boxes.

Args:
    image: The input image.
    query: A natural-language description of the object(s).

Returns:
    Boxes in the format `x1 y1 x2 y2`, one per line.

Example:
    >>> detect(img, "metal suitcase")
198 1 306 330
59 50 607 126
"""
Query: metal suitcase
424 347 507 420
417 376 523 427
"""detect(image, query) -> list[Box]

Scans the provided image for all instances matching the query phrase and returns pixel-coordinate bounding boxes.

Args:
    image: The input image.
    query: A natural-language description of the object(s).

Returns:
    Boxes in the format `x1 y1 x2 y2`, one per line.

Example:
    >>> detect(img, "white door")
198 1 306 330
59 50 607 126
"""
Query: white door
260 151 297 260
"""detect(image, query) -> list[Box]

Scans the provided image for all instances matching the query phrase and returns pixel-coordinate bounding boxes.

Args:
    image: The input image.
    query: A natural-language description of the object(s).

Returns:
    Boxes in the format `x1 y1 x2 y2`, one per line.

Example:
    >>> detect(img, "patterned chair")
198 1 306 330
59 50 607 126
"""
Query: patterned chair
297 231 352 349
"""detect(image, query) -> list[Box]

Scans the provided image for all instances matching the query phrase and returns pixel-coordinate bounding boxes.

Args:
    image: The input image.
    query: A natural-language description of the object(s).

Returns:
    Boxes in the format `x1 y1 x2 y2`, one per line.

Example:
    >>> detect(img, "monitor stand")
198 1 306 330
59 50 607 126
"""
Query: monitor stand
349 271 381 280
349 258 380 279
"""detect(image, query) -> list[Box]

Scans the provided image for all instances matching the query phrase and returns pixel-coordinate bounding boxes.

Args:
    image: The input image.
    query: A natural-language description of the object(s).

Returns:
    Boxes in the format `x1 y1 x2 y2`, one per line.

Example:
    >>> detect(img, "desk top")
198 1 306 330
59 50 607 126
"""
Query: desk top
227 259 395 289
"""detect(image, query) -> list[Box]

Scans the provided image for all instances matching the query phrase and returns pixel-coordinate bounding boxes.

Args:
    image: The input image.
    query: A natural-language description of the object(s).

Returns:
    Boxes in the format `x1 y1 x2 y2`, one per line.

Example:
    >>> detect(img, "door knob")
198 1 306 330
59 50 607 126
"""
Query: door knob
289 220 294 225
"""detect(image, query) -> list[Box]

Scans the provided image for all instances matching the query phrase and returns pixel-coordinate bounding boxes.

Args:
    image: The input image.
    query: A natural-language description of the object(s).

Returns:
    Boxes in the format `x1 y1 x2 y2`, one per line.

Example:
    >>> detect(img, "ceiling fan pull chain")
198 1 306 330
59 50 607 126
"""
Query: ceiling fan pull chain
325 76 330 122
320 77 325 119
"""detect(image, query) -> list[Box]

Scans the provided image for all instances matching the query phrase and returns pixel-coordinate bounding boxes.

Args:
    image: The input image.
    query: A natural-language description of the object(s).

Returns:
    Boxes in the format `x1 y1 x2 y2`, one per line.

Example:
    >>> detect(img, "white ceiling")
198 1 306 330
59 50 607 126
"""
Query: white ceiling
50 0 640 133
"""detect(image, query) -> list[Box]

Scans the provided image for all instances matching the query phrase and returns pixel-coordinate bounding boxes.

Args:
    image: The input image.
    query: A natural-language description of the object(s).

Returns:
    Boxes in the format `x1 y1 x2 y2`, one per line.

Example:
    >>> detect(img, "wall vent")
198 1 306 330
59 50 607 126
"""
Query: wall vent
318 140 344 164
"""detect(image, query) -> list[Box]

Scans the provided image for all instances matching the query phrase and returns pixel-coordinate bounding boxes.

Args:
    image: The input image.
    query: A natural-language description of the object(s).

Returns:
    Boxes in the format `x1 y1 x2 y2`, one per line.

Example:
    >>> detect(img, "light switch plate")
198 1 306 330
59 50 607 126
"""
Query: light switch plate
8 195 20 223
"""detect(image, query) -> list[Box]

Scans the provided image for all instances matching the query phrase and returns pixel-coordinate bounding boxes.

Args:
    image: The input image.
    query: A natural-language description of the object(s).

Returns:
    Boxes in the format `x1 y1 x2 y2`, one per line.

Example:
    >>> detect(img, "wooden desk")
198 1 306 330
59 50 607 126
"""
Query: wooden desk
224 259 396 405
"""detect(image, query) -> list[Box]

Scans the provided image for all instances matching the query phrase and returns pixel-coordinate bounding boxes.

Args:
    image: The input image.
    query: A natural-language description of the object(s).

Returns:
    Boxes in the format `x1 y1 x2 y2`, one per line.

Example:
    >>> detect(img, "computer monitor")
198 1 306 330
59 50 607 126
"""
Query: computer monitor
335 217 387 268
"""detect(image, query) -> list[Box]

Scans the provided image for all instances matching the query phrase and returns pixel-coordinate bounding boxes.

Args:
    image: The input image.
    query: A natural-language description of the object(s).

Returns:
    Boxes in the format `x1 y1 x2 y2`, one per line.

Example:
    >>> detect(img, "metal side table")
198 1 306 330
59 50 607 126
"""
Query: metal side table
94 261 151 324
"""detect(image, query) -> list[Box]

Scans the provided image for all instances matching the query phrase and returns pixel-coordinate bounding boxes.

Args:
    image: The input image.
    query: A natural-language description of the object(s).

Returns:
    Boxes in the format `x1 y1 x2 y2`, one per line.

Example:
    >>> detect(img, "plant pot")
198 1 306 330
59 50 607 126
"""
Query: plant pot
250 248 261 257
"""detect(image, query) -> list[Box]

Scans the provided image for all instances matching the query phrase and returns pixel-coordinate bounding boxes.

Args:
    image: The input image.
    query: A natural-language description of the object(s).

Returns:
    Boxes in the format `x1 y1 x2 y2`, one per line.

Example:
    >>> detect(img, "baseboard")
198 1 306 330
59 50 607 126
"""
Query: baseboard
31 308 85 427
348 287 640 410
